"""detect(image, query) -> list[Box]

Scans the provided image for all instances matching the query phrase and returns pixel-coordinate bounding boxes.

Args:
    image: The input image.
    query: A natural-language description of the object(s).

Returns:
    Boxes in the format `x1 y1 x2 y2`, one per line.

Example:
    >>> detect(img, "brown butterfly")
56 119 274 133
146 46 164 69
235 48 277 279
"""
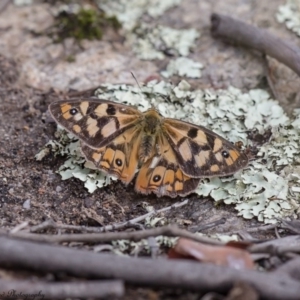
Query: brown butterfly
49 98 248 198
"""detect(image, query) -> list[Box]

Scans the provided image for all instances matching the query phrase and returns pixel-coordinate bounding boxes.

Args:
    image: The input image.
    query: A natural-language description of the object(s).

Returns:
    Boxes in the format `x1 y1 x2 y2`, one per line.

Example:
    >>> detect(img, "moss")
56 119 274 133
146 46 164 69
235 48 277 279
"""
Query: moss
46 7 121 43
65 54 75 63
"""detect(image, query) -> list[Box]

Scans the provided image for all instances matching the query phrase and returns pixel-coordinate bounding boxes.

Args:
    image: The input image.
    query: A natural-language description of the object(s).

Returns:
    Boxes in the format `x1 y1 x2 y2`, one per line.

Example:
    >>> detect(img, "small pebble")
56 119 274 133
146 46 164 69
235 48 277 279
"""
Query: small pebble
56 186 62 192
23 199 31 209
84 198 95 208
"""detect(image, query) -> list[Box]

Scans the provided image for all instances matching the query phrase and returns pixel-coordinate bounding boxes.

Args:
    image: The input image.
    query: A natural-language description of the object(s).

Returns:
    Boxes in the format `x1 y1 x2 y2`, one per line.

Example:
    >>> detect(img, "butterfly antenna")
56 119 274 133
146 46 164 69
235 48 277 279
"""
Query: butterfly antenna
130 71 154 109
130 71 143 91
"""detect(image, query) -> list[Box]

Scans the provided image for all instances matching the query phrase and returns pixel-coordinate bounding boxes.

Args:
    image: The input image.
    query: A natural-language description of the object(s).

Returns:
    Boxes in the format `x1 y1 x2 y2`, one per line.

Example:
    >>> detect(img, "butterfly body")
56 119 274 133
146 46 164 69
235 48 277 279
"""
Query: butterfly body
49 98 248 198
136 109 162 163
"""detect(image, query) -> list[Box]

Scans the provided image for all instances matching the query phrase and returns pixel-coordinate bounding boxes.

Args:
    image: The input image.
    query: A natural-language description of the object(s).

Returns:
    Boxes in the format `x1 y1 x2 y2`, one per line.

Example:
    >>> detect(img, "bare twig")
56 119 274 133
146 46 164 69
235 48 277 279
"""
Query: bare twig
236 230 258 242
275 226 281 239
281 219 300 234
6 225 224 245
222 224 278 241
211 13 300 77
249 235 300 255
246 224 278 233
276 245 300 255
29 219 57 233
261 54 279 100
10 221 29 234
0 236 299 300
0 279 124 299
275 257 300 281
30 199 189 233
190 217 226 232
284 253 300 260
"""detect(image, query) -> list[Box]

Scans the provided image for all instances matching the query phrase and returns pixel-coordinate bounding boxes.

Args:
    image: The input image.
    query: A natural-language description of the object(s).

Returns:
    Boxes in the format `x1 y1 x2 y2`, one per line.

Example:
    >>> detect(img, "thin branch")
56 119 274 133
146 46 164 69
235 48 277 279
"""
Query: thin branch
236 230 258 243
211 13 300 77
190 217 226 232
30 199 189 233
245 224 278 233
222 224 278 240
275 226 281 239
6 225 224 245
249 235 300 255
280 220 300 234
275 257 300 281
261 54 279 100
0 236 299 300
0 279 124 299
277 245 300 255
10 221 29 234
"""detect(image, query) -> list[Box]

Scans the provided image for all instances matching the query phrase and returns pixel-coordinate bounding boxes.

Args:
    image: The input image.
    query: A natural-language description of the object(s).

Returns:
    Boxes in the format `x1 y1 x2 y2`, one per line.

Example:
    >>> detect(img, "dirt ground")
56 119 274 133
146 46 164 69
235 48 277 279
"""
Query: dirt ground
0 0 300 299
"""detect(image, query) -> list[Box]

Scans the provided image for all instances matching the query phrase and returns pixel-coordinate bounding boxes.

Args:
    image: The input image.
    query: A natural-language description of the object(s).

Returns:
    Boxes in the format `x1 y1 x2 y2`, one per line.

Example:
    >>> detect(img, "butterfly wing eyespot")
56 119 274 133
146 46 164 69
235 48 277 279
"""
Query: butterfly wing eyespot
48 98 142 149
162 119 248 178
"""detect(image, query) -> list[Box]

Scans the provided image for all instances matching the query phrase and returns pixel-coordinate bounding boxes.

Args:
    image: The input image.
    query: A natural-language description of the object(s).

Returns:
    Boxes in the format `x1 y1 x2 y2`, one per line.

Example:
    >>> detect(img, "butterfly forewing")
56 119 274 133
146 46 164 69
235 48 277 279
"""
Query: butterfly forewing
49 98 142 149
162 119 248 178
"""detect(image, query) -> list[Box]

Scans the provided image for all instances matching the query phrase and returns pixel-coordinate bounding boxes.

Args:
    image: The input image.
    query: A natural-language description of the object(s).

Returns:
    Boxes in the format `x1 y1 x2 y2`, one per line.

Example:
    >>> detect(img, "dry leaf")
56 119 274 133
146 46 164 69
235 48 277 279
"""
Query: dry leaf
169 238 254 270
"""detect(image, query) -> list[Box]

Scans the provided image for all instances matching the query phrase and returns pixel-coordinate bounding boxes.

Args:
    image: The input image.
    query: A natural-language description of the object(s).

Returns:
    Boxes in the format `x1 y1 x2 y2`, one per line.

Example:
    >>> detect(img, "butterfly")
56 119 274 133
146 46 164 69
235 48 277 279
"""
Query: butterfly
49 98 248 198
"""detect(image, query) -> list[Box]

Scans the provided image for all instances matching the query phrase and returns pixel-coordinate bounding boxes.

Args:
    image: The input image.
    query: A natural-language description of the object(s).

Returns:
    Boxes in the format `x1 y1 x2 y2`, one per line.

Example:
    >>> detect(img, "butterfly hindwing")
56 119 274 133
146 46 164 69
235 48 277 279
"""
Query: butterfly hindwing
135 156 201 198
49 98 142 149
162 119 248 178
135 134 200 197
81 126 142 183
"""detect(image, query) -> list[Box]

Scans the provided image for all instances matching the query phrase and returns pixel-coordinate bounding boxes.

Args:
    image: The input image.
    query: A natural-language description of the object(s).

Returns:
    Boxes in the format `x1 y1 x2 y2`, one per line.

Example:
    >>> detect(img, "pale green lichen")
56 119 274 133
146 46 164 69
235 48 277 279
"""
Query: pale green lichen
97 0 182 30
276 0 300 36
98 0 201 79
13 0 32 5
36 126 116 193
161 57 203 78
130 25 200 60
110 235 177 256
